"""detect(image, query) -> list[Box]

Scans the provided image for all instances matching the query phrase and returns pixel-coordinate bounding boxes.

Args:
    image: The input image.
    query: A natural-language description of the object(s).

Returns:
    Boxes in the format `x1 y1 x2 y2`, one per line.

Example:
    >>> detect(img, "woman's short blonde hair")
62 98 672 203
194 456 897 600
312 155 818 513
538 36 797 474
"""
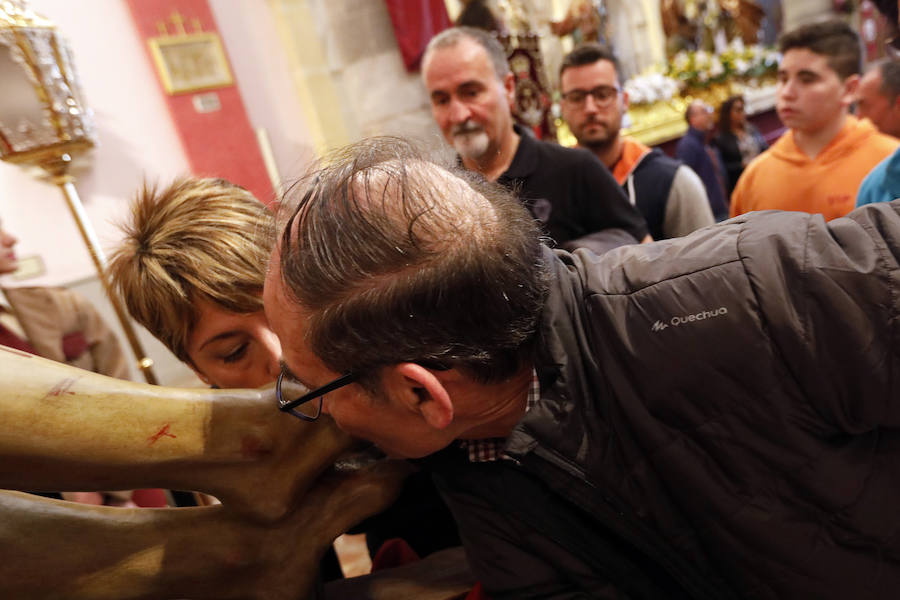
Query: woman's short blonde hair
108 177 275 363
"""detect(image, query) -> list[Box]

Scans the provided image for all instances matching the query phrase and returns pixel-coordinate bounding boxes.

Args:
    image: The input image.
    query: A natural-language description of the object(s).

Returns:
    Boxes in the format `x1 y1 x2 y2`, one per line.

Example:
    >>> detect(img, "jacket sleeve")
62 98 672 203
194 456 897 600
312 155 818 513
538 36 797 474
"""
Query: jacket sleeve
712 134 742 177
434 467 627 600
856 159 888 207
739 201 900 431
663 166 715 238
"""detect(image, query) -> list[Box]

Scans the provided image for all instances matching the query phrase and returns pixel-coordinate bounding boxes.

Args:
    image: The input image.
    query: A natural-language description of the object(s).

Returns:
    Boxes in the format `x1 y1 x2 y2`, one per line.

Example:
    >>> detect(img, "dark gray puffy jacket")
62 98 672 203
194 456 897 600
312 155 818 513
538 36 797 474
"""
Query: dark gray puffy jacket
433 202 900 599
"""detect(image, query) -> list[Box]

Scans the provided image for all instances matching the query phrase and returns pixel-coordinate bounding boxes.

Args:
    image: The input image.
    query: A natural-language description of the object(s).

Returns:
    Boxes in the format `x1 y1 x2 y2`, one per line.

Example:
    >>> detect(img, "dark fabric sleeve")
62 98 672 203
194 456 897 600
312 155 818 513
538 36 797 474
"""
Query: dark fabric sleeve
738 202 900 432
674 138 700 172
712 134 743 196
433 464 629 600
573 152 648 244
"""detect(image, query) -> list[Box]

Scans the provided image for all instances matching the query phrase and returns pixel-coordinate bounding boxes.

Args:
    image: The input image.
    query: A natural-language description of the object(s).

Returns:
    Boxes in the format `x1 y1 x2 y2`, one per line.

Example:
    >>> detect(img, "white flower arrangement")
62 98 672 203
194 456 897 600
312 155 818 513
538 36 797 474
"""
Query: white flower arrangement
665 44 780 90
623 72 680 105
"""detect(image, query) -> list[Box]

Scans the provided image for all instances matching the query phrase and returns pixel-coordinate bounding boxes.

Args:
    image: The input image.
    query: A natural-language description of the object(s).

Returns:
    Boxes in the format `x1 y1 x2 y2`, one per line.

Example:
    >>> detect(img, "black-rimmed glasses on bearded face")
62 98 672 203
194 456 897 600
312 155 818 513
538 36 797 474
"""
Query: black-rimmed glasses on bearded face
276 370 358 421
561 85 621 107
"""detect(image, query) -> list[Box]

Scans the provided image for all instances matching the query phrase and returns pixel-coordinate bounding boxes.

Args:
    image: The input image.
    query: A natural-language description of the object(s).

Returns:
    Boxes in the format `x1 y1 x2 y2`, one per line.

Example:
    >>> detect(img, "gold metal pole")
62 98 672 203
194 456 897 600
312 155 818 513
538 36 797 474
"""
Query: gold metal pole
44 154 158 384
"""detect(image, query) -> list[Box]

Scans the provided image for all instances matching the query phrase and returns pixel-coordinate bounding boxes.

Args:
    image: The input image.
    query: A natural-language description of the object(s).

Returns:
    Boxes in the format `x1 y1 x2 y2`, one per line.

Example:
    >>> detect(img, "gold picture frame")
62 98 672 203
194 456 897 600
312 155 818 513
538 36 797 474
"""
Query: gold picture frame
148 32 233 95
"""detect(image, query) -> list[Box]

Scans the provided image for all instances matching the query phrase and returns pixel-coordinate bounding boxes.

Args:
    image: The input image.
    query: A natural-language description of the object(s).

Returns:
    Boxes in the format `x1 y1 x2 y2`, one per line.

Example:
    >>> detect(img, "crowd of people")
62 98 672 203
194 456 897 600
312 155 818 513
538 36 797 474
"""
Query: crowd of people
3 4 900 600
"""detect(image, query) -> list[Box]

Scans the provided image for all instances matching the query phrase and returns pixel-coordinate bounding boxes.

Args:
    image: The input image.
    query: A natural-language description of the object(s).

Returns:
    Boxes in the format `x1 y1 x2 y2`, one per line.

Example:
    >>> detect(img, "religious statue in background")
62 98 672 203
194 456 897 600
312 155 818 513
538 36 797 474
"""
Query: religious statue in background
551 0 610 46
456 0 506 33
661 0 764 55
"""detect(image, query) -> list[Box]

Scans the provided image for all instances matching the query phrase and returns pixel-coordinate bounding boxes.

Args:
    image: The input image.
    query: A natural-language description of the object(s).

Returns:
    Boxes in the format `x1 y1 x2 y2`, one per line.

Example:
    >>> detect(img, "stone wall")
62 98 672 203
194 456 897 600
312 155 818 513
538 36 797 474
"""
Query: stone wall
269 0 444 155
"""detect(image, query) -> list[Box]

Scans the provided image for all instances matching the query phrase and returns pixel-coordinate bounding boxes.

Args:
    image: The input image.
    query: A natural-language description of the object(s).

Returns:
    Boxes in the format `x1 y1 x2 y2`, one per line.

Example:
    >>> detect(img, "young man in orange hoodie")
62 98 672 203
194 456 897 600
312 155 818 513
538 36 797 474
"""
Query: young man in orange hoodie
731 19 899 221
560 43 715 239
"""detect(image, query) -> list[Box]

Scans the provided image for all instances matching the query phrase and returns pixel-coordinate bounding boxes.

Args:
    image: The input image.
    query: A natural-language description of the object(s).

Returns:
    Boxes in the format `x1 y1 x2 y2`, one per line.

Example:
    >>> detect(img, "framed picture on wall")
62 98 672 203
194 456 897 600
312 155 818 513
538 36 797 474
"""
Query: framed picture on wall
148 32 233 95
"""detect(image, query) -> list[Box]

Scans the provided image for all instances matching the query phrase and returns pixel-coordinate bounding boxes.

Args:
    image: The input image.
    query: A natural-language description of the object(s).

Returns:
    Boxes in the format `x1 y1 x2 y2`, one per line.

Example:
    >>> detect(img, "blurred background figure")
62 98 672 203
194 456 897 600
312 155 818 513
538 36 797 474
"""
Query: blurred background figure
714 95 768 196
855 59 900 138
676 100 730 221
0 217 128 380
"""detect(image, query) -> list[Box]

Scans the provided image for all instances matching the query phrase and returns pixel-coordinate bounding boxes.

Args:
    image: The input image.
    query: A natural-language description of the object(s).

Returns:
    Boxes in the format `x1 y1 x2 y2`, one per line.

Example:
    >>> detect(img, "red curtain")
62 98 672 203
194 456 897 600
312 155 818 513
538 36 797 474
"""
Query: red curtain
384 0 452 71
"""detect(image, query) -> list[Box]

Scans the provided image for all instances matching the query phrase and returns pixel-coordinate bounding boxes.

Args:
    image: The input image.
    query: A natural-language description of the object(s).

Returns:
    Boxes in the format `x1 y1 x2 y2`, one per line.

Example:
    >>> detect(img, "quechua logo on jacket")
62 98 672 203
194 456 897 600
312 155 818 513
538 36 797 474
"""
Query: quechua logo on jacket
651 307 728 332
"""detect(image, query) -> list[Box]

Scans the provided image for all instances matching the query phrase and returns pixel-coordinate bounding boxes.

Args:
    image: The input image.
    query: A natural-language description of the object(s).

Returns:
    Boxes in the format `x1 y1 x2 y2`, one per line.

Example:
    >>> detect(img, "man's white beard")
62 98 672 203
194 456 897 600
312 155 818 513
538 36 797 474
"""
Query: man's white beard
453 129 490 160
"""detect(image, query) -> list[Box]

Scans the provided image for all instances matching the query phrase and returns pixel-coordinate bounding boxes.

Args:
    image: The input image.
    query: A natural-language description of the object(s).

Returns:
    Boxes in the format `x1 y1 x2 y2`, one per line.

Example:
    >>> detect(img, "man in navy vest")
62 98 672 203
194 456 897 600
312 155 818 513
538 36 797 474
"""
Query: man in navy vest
560 43 714 239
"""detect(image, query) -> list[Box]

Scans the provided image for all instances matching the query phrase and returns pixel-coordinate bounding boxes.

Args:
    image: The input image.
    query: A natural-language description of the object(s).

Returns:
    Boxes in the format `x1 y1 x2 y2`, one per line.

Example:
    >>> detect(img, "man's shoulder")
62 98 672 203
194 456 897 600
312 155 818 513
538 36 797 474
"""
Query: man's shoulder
532 137 596 164
631 149 681 189
507 133 601 182
635 148 682 172
841 117 900 157
3 286 80 308
527 139 614 185
674 131 702 156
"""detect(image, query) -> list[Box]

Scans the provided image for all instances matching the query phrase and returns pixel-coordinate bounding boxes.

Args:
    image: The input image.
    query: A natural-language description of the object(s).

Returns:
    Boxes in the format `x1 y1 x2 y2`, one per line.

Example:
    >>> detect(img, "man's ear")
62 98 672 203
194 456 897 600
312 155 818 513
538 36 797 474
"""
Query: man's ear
503 72 516 107
621 89 630 111
842 74 861 107
391 363 454 429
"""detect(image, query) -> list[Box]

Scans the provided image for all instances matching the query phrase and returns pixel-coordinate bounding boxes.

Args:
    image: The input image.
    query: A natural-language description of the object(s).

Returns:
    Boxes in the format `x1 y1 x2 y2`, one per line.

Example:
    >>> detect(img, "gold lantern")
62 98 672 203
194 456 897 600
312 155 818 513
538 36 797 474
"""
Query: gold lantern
0 0 157 383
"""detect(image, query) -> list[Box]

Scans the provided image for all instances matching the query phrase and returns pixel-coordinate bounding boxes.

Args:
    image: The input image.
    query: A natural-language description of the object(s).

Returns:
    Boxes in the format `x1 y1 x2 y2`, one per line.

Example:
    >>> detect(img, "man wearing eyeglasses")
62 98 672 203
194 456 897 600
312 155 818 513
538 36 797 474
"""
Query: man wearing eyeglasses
422 26 651 254
265 136 900 599
559 43 715 240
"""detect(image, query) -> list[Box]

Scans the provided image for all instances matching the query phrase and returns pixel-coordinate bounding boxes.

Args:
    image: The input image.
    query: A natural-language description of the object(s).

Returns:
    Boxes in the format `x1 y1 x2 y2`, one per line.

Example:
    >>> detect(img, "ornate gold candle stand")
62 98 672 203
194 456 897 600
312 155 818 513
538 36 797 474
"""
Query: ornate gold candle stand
0 0 157 383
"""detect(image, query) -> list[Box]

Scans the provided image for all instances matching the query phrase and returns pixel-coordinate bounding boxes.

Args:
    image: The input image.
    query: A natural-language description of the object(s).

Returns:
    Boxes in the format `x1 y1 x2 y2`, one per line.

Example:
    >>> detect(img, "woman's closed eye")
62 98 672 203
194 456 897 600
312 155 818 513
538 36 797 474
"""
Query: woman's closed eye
221 341 249 364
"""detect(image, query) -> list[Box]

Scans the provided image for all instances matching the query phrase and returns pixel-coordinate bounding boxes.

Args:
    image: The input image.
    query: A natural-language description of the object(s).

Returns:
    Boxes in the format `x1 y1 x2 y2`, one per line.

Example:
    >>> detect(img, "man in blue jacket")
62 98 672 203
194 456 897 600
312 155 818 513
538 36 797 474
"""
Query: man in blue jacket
676 100 730 220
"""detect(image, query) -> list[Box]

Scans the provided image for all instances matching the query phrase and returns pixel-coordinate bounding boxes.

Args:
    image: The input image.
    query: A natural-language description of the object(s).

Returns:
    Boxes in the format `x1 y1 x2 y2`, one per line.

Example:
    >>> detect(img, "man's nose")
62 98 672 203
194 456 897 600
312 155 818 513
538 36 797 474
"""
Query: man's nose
777 79 796 99
447 97 472 123
583 94 601 113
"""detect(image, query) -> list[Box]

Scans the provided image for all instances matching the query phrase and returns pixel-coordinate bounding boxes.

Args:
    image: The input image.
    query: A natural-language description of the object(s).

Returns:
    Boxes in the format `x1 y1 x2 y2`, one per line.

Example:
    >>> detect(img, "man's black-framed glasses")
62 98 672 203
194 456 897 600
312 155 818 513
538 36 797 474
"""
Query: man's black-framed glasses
276 371 358 421
561 85 621 107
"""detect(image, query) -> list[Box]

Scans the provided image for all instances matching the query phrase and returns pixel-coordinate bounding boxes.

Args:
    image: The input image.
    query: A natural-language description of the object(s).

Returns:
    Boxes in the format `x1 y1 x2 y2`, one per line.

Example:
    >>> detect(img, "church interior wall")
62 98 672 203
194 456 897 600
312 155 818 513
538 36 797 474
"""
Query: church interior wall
0 0 318 384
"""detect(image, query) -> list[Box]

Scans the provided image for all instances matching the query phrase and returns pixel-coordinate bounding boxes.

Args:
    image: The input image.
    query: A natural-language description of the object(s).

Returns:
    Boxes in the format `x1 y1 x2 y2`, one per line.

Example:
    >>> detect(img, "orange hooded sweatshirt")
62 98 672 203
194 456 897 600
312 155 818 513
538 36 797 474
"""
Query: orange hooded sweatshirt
730 116 898 221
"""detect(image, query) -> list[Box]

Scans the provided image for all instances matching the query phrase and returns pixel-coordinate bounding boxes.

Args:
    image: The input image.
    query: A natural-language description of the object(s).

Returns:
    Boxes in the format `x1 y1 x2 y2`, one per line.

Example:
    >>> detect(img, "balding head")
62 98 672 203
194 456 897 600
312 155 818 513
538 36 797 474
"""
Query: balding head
686 100 714 132
270 137 549 388
423 26 510 81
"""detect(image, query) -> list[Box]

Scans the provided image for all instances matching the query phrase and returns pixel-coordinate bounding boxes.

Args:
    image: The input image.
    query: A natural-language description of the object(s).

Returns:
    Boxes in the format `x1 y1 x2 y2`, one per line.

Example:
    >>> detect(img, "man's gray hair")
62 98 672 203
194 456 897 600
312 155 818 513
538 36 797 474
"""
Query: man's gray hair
424 26 510 79
877 59 900 103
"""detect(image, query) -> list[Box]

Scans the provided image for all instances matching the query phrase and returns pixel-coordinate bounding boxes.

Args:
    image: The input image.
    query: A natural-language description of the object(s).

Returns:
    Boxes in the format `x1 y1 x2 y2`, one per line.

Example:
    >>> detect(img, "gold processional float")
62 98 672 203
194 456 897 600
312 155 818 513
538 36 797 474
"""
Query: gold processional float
0 0 157 383
612 40 779 147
